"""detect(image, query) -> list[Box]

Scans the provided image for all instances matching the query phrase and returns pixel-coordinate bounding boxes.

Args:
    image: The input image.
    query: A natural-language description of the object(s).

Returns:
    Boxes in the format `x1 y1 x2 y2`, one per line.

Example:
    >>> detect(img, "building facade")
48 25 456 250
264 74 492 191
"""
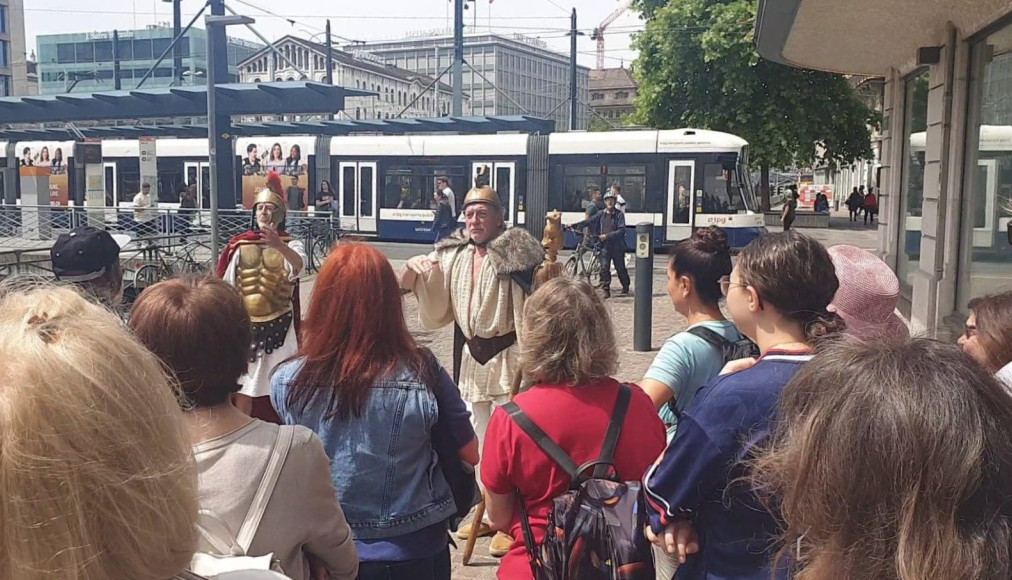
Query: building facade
36 26 262 94
237 36 464 120
353 32 590 130
756 0 1012 336
1 0 27 96
589 67 638 125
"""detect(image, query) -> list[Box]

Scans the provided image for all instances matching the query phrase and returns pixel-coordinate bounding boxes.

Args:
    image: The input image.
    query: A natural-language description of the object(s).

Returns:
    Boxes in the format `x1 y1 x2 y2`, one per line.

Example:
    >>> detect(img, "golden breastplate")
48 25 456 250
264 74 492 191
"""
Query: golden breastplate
237 243 294 323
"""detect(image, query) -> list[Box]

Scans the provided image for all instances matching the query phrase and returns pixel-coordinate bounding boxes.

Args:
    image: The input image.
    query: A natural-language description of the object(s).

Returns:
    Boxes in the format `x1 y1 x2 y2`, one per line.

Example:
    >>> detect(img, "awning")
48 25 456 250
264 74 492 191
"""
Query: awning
755 0 1012 75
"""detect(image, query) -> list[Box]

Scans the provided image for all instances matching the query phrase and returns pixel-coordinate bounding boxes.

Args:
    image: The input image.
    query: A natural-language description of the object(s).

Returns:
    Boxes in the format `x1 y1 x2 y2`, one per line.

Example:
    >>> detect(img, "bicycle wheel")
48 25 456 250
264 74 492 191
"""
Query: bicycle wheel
586 252 602 287
135 264 166 288
310 236 332 272
563 255 580 278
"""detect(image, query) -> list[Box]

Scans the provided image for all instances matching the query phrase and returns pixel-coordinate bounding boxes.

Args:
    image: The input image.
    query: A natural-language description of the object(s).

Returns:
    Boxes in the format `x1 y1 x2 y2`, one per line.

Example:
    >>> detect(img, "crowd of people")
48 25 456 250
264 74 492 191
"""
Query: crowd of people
5 175 1012 580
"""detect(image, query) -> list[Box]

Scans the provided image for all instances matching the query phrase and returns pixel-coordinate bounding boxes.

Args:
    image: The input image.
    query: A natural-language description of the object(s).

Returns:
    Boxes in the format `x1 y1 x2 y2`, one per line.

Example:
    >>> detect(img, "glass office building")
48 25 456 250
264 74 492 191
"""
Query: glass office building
36 26 262 94
354 32 590 131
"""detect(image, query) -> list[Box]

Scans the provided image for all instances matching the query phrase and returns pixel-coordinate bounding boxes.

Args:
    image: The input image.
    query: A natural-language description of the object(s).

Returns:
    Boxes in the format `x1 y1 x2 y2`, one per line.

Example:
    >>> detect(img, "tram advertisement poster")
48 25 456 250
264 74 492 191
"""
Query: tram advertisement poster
240 139 309 210
799 183 834 209
139 137 158 200
18 143 70 206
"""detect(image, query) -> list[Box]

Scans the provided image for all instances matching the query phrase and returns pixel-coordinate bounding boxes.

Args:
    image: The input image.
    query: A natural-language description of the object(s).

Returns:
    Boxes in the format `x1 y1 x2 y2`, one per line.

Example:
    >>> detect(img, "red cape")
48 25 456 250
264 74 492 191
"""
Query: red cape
216 230 302 342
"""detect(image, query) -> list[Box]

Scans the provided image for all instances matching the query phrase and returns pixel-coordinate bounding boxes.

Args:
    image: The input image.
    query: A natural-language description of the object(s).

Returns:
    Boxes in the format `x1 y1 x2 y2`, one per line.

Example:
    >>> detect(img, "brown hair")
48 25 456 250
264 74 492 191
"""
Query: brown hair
521 276 617 385
130 276 251 407
751 337 1012 580
737 230 844 340
968 292 1012 373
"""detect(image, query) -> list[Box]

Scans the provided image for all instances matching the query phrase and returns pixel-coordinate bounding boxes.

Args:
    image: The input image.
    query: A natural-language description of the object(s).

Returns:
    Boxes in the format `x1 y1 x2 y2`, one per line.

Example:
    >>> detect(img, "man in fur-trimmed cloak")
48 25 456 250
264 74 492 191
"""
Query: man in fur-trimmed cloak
400 185 543 554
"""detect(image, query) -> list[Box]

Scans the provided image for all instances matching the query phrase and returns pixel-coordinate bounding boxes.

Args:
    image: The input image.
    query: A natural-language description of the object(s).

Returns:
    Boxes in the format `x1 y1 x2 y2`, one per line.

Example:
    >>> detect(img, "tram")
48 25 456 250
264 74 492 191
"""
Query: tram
2 128 765 249
909 125 1012 259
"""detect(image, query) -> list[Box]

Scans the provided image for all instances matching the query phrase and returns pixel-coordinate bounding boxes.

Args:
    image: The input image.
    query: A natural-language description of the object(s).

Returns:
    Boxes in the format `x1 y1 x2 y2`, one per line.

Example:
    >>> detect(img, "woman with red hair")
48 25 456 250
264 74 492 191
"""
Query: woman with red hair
271 242 478 580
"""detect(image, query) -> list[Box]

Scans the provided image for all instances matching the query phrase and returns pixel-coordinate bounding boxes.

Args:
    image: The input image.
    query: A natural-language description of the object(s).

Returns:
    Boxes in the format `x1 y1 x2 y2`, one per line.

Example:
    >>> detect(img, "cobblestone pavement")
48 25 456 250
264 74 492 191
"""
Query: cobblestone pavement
298 217 878 579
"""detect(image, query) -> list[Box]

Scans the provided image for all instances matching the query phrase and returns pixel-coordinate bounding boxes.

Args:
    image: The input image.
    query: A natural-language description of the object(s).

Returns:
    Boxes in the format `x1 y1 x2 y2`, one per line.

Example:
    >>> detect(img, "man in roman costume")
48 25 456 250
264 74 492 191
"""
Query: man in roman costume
400 185 544 557
216 171 305 423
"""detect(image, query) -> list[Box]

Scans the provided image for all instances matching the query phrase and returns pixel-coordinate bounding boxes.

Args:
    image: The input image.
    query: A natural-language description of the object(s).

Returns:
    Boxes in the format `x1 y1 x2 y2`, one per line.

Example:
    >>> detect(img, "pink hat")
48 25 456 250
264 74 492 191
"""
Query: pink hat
827 245 909 341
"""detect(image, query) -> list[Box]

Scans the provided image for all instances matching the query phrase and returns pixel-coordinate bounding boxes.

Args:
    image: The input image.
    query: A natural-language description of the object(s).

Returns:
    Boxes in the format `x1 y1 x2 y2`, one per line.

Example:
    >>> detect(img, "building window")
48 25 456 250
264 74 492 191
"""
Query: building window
960 21 1012 306
615 91 629 99
896 68 929 296
591 92 604 101
57 43 76 64
0 75 9 97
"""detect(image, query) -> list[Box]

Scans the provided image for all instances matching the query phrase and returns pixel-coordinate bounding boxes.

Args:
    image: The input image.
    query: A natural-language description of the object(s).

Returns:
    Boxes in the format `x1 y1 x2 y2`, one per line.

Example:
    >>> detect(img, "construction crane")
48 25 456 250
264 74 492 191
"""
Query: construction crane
591 0 632 70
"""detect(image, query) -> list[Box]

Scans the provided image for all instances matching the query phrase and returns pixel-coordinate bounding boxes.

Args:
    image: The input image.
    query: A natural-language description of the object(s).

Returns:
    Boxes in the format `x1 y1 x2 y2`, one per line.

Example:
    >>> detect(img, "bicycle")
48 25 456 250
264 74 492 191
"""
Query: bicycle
294 218 344 273
563 229 603 287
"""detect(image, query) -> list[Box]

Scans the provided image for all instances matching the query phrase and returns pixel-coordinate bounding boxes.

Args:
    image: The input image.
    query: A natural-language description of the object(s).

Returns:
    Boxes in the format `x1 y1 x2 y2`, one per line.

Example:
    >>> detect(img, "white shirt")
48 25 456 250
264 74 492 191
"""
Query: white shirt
616 193 627 212
133 191 156 222
997 361 1012 391
442 187 457 216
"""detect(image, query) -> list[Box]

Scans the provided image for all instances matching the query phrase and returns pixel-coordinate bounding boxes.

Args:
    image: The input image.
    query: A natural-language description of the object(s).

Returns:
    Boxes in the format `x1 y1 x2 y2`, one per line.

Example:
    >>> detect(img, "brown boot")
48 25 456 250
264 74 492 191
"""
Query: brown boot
489 532 514 558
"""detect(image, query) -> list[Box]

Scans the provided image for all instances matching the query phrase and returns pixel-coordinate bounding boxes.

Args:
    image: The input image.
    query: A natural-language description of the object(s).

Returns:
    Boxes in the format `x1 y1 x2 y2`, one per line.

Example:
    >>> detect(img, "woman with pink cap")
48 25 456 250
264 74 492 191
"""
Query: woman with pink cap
826 245 909 341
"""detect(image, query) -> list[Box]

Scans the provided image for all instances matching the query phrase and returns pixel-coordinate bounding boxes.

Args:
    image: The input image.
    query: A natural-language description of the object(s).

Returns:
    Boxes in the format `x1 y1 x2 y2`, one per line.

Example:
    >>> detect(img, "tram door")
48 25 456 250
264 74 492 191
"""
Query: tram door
184 162 211 209
338 161 377 232
666 160 696 242
470 162 516 226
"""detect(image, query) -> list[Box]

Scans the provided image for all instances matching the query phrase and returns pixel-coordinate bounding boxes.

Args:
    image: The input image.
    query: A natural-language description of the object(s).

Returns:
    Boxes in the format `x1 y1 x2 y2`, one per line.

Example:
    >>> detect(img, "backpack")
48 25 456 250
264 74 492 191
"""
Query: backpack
685 326 760 365
503 385 655 580
189 426 294 578
663 326 760 433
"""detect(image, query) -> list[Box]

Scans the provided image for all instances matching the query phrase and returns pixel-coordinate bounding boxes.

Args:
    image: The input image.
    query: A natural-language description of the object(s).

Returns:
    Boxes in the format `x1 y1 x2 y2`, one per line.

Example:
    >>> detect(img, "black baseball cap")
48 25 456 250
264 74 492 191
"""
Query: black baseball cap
51 227 130 282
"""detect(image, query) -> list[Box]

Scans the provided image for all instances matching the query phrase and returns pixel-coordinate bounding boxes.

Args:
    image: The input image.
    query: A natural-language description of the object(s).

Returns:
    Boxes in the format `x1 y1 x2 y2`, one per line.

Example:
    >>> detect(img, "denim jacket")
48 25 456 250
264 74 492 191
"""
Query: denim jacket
271 359 456 540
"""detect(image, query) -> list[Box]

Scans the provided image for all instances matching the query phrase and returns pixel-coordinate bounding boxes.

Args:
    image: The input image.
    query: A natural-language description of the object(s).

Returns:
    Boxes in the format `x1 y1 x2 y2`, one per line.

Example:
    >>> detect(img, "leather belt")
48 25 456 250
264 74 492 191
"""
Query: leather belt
465 331 517 365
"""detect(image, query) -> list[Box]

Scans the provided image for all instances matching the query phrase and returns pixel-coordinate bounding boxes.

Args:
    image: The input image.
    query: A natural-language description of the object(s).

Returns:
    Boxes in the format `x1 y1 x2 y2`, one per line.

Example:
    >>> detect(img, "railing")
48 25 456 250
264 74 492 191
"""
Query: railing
0 205 340 285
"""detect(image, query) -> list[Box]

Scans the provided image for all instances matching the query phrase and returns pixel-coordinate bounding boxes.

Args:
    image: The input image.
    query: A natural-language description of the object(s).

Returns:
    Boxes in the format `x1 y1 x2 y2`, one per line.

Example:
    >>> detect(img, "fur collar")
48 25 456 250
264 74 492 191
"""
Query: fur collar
436 227 544 276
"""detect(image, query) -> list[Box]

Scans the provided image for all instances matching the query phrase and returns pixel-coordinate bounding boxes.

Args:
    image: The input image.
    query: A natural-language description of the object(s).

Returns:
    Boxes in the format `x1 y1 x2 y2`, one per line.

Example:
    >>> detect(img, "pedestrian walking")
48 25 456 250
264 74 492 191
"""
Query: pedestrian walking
781 186 799 231
845 187 864 221
432 190 456 243
863 187 879 224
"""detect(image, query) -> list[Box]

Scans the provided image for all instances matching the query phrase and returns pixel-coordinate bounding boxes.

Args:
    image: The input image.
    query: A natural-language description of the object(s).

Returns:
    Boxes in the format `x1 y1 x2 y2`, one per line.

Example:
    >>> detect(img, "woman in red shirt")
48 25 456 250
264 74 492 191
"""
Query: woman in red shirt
480 276 667 579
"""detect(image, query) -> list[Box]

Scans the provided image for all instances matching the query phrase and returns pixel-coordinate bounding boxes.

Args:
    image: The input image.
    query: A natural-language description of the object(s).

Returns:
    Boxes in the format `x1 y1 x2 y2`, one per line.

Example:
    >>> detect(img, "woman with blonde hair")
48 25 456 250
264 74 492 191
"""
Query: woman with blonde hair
480 276 666 580
752 337 1012 579
0 285 197 580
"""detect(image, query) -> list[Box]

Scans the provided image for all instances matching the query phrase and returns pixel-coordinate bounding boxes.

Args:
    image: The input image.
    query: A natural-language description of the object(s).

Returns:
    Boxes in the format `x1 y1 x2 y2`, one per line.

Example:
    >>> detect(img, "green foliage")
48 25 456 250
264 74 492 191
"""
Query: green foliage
632 0 879 176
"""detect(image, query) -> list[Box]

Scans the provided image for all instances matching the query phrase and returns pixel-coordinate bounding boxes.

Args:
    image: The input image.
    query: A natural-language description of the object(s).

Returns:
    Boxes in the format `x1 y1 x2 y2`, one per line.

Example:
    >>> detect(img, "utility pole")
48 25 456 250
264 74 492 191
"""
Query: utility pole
569 8 578 131
325 20 334 85
113 30 122 90
172 0 183 85
452 0 464 116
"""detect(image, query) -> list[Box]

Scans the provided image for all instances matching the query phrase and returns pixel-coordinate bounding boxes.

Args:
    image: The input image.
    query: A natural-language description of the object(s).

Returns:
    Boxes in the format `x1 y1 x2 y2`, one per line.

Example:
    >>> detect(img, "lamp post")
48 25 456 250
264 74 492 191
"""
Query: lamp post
205 13 254 263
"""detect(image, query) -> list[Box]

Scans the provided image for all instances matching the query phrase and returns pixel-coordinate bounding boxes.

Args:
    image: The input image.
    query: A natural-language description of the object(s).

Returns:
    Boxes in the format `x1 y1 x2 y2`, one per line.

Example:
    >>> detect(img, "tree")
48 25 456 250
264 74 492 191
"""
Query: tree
631 0 879 210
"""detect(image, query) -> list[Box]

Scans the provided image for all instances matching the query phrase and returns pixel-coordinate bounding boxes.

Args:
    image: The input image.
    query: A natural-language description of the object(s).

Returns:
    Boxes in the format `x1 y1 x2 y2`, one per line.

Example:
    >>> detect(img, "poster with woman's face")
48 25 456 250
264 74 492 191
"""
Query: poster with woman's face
18 142 70 205
240 138 310 209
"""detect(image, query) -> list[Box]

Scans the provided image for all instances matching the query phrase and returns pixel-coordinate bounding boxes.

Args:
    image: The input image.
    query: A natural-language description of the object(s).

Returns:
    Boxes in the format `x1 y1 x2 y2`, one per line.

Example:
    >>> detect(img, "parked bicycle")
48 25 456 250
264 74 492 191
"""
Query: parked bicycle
563 228 603 287
290 218 344 273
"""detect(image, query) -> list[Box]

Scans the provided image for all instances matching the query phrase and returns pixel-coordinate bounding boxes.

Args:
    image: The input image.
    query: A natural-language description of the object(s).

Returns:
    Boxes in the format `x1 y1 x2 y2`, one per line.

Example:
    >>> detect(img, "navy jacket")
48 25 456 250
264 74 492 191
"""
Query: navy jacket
572 208 626 248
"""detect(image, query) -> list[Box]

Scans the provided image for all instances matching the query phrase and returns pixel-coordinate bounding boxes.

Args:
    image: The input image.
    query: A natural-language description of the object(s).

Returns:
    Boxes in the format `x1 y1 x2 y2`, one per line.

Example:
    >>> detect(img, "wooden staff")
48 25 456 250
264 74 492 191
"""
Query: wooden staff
461 365 524 565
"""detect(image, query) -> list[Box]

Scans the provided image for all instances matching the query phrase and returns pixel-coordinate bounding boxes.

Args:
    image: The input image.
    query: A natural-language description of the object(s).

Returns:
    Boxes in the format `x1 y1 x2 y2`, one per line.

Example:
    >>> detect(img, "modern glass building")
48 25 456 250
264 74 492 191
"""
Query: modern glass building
353 32 590 131
36 26 262 94
756 0 1012 335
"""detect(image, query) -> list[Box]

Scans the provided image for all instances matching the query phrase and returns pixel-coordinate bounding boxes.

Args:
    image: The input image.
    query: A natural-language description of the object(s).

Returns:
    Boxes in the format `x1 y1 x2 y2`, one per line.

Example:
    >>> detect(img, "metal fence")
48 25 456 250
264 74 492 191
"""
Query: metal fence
0 205 340 286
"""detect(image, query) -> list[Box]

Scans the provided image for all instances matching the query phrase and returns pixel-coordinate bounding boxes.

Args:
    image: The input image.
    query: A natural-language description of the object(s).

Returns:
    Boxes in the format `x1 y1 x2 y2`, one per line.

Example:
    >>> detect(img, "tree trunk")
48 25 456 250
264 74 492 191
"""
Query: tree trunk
759 164 771 212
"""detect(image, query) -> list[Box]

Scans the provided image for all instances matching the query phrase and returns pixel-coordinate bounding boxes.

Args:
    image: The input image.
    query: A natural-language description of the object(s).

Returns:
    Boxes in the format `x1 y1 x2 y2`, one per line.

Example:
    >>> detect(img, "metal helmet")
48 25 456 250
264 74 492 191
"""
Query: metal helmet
253 171 287 229
461 185 502 213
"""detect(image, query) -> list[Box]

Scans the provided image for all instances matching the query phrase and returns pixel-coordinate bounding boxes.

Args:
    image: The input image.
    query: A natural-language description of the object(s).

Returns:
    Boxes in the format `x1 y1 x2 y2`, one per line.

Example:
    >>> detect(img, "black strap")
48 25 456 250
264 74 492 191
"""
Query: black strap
685 326 729 351
502 401 580 480
593 384 631 477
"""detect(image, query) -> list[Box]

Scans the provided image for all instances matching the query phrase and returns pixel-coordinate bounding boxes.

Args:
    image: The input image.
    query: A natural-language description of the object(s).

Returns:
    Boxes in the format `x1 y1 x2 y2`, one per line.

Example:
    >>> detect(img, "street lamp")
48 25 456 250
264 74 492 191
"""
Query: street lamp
205 13 254 262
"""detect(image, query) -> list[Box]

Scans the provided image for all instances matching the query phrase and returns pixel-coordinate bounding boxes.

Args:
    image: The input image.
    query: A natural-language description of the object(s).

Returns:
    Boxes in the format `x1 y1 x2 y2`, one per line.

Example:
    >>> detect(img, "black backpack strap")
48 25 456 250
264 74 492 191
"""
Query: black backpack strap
593 384 632 478
685 325 729 350
502 401 580 480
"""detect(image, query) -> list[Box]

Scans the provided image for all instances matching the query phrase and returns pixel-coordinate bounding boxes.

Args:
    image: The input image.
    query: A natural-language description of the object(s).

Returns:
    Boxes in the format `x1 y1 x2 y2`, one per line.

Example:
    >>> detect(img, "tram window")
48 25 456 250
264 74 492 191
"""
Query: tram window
382 166 466 210
495 166 512 221
605 165 649 213
562 165 601 212
701 163 746 214
671 165 693 225
342 166 356 217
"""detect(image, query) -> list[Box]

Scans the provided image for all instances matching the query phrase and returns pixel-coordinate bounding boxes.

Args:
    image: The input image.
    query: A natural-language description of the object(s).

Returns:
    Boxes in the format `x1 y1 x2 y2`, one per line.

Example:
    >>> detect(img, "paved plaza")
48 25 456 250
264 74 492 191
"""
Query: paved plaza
297 216 879 578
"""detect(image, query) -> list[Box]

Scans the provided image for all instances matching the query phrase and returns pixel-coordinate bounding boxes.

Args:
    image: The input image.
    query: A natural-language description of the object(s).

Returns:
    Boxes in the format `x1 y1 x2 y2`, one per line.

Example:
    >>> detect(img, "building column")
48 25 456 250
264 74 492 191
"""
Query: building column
878 69 903 269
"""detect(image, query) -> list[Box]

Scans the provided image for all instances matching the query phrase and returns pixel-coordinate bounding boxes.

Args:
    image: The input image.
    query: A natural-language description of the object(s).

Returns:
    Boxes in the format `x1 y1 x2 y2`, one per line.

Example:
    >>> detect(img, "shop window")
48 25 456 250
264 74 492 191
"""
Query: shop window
896 68 929 295
960 22 1012 307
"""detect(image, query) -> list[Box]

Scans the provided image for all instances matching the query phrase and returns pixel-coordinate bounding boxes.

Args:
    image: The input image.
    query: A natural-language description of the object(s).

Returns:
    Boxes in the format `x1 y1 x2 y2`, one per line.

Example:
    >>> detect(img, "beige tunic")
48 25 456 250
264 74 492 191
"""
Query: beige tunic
412 242 528 403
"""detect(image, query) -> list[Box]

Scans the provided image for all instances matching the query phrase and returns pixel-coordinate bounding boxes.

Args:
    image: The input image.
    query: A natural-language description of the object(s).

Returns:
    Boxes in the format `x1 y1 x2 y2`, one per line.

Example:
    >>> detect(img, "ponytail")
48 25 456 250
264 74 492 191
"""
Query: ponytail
803 309 847 342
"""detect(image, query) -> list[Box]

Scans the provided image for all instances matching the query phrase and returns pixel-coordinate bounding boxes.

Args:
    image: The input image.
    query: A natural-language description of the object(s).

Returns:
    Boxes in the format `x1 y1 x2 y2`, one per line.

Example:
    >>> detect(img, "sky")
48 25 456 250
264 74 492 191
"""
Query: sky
24 0 644 70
